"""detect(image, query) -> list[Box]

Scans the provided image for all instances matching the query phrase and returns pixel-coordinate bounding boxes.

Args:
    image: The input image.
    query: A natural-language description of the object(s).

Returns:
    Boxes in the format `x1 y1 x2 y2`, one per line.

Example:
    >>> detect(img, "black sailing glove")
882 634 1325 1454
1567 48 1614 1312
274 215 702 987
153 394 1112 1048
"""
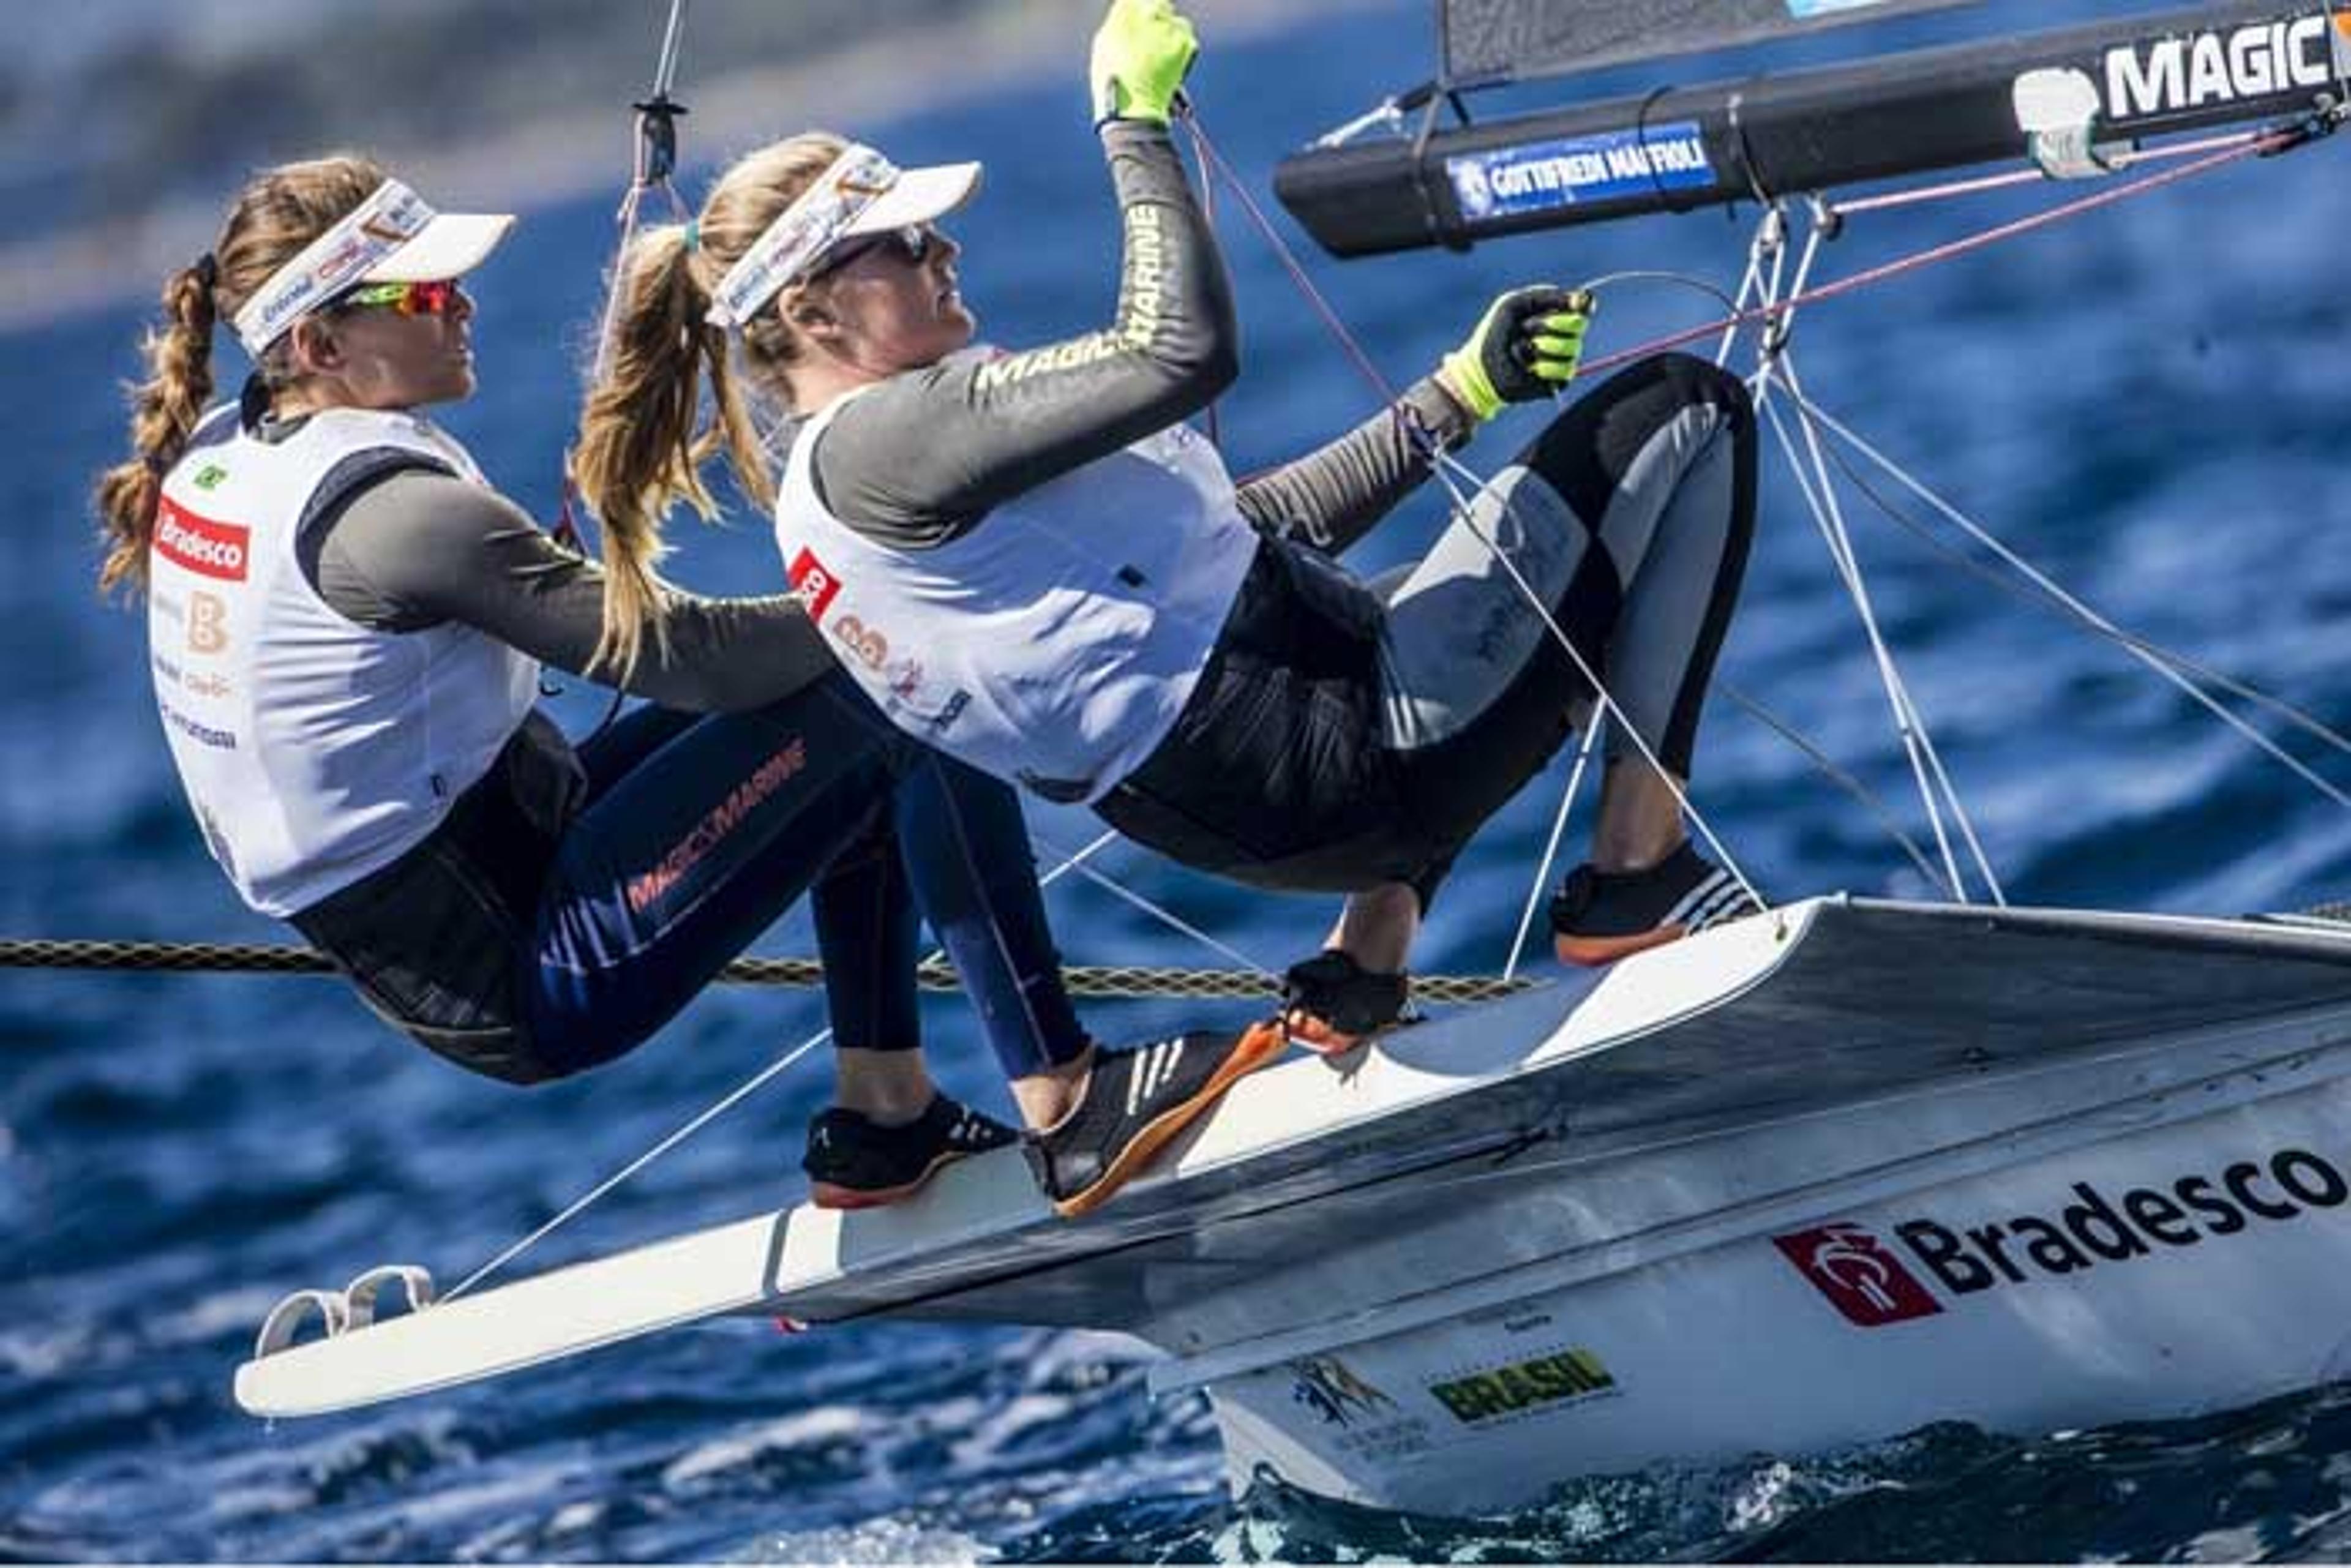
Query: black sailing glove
1434 285 1595 422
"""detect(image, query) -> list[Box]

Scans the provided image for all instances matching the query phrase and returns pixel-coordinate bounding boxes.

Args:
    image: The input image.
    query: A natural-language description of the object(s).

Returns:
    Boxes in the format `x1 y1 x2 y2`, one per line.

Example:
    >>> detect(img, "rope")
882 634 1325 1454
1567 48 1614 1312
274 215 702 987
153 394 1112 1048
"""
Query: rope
0 937 1529 1007
1577 121 2325 383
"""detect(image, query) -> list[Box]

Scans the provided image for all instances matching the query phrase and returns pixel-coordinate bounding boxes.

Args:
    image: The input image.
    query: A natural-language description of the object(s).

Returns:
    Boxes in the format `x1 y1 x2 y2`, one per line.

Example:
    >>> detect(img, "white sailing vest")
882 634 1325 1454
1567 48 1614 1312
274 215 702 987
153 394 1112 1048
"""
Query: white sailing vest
148 407 538 915
774 391 1257 803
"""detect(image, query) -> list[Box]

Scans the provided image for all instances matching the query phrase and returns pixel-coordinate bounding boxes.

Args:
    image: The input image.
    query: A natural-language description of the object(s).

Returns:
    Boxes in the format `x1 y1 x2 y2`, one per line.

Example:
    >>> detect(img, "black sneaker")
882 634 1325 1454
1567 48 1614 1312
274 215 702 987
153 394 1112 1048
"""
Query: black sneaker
1023 1022 1288 1219
801 1093 1019 1210
1550 840 1762 966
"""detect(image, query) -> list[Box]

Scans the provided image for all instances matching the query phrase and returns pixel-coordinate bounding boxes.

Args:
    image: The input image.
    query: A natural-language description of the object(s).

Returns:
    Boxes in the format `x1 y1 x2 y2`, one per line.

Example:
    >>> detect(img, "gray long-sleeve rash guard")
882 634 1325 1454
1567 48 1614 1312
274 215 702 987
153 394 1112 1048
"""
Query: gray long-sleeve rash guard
302 467 833 713
808 121 1480 555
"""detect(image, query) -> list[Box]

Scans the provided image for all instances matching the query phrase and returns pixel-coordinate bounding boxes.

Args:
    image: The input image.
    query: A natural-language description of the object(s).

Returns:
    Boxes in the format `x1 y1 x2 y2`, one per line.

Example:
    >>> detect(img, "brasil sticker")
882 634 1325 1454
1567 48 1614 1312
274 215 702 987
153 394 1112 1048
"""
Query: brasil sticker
1446 122 1712 222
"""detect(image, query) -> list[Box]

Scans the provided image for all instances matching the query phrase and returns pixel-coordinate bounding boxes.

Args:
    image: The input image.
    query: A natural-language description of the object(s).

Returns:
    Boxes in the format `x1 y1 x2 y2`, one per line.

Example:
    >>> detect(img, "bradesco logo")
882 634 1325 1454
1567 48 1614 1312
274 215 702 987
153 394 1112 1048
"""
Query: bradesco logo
787 547 841 620
154 498 250 582
1779 1146 2350 1324
1774 1223 1944 1326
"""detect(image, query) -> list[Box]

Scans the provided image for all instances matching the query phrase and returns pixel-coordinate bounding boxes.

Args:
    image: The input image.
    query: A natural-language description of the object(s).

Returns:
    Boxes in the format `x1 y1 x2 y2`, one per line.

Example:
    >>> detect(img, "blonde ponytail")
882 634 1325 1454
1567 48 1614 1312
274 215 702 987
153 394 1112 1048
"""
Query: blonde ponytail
569 222 717 680
571 132 852 680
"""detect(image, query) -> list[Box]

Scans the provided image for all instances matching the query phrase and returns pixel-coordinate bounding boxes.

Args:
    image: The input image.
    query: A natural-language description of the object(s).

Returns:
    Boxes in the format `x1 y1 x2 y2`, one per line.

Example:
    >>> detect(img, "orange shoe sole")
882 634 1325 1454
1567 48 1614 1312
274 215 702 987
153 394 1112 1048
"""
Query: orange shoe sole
1284 1010 1368 1057
1051 1021 1289 1219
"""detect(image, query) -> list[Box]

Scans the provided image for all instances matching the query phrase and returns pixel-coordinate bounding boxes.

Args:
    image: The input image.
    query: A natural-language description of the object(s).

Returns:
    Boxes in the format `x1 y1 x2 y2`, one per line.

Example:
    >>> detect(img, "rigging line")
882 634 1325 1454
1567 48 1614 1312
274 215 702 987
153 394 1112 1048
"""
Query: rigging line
1787 388 2351 815
1720 209 1782 365
446 825 1130 1302
1758 381 1967 895
1775 348 2006 903
1717 682 1956 895
1176 105 1224 451
650 0 691 96
1801 410 2351 765
1578 124 2312 383
446 1024 826 1303
1422 444 1774 925
1180 111 1774 945
1031 832 1279 978
1758 383 1981 902
1837 127 2271 215
1731 212 1980 898
1502 724 1601 983
1180 113 1402 408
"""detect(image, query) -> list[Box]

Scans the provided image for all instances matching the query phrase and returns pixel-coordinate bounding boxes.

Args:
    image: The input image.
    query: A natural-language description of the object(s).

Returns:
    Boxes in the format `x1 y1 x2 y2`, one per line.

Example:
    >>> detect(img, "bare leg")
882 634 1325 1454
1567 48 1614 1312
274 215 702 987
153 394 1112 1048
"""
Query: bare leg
1588 756 1687 874
1325 882 1420 975
831 1048 939 1127
1010 1048 1095 1131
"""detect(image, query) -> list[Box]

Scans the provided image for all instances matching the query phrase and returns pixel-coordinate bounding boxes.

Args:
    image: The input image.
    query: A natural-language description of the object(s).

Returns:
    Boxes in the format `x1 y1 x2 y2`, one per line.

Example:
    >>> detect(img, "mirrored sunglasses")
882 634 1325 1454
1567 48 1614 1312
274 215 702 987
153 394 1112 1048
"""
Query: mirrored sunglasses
808 225 934 282
332 278 465 317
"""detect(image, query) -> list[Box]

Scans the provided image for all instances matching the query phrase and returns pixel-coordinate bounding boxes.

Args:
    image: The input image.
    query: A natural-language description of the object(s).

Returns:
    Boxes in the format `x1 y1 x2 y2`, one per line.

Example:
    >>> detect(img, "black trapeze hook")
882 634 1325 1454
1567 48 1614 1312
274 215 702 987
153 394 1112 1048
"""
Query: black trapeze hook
632 91 690 185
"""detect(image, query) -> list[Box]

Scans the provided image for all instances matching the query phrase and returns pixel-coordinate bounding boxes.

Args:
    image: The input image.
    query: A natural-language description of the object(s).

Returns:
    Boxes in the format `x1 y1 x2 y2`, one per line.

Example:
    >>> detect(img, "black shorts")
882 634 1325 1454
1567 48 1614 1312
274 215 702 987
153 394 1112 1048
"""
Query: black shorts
1097 354 1755 909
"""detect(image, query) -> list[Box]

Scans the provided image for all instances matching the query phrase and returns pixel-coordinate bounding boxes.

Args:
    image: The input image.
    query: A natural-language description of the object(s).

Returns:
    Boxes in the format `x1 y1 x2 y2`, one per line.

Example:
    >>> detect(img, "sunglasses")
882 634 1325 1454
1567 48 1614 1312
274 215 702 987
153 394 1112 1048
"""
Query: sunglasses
331 278 466 317
806 225 936 282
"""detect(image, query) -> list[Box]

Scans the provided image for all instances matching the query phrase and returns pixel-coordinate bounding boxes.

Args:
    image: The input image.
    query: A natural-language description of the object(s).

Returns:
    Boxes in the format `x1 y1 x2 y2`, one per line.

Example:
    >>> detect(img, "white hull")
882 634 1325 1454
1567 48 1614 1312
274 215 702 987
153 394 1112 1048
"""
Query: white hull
235 898 2351 1517
1200 1022 2351 1514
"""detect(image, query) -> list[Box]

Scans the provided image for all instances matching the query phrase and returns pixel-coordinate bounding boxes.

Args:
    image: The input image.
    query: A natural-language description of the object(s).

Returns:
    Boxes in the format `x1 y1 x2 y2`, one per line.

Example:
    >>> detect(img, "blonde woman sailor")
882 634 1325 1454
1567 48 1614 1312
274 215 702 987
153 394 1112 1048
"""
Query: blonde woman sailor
577 0 1763 1209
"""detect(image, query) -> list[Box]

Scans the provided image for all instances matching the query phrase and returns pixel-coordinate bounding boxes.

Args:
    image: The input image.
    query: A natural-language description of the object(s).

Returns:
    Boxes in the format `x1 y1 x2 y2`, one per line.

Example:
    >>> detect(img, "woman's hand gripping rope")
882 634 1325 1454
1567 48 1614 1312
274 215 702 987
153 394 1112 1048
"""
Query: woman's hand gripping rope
1436 285 1595 424
1091 0 1199 126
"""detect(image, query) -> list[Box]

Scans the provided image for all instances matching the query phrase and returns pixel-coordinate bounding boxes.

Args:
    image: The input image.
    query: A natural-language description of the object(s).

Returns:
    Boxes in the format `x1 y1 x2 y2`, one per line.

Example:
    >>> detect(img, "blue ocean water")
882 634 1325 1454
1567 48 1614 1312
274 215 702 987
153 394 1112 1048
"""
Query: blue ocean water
7 2 2351 1559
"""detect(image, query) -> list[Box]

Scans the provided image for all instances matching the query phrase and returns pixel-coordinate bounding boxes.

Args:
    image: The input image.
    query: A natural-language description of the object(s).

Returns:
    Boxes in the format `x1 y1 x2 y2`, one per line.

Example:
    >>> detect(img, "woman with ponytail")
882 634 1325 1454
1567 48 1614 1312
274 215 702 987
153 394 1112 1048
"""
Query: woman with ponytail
102 154 1267 1217
583 0 1763 1209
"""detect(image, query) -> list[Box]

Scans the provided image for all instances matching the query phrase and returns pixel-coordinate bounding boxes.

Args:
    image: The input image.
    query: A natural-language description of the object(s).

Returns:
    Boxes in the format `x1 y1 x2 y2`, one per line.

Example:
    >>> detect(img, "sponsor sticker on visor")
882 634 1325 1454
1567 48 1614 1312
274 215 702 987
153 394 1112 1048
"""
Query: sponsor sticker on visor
709 145 901 329
230 179 435 356
1447 123 1714 222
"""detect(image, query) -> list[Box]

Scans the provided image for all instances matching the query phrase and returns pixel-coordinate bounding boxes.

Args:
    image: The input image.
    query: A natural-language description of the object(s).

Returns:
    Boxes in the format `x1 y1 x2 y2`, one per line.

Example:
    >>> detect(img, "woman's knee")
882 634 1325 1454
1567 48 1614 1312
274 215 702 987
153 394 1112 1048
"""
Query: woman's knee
1515 353 1755 540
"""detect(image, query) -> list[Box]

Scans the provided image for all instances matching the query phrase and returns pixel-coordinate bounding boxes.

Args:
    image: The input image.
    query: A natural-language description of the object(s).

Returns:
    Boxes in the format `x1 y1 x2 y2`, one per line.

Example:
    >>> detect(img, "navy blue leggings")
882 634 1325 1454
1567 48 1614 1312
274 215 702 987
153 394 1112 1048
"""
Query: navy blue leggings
523 669 1089 1082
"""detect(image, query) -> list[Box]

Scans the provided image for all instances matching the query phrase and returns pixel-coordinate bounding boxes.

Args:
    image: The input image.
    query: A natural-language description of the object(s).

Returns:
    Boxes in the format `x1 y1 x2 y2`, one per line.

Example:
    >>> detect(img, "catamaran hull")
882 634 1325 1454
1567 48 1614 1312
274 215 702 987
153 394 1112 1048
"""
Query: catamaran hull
1200 1054 2351 1515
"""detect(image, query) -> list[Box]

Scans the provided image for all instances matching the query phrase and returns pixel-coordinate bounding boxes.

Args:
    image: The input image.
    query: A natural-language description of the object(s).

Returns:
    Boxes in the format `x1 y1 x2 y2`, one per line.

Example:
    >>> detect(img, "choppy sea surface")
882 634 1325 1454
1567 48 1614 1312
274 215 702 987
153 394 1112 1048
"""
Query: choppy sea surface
8 2 2351 1560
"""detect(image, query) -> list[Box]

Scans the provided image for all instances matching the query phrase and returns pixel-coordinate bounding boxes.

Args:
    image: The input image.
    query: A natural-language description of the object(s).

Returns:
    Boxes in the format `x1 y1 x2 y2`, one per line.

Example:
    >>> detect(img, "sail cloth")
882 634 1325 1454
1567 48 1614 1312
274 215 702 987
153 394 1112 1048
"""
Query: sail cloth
1442 0 1982 84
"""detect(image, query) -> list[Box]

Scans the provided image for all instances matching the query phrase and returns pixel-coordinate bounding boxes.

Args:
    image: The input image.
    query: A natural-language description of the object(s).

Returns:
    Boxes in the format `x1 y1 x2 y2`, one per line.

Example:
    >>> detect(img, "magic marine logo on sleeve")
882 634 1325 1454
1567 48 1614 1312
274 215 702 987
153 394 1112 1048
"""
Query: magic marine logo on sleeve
153 498 250 582
1777 1144 2350 1326
2102 17 2345 121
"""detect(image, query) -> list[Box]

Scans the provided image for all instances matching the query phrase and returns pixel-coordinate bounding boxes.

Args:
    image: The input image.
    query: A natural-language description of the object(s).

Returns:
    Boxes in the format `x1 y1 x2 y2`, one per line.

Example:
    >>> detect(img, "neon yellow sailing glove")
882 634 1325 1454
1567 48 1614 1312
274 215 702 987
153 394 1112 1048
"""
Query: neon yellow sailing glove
1090 0 1198 126
1434 285 1595 423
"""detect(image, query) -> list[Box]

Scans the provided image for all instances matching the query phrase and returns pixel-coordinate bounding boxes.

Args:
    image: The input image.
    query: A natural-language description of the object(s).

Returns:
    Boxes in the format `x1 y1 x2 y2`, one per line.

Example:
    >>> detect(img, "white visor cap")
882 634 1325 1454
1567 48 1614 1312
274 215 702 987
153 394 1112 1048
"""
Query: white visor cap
843 159 983 238
229 179 516 356
362 211 515 283
706 146 981 329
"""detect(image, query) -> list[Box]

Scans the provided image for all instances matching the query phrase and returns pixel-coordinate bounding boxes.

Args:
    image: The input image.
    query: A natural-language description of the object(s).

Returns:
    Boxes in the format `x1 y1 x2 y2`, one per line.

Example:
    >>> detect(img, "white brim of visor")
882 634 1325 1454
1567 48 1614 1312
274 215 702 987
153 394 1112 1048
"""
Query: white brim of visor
362 212 516 283
840 161 983 237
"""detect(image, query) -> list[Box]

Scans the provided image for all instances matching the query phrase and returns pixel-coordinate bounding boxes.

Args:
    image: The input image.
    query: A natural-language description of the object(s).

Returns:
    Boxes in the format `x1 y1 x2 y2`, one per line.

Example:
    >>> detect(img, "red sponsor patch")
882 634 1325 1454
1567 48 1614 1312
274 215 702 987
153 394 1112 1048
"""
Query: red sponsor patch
787 547 842 620
154 498 250 582
1774 1222 1943 1327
